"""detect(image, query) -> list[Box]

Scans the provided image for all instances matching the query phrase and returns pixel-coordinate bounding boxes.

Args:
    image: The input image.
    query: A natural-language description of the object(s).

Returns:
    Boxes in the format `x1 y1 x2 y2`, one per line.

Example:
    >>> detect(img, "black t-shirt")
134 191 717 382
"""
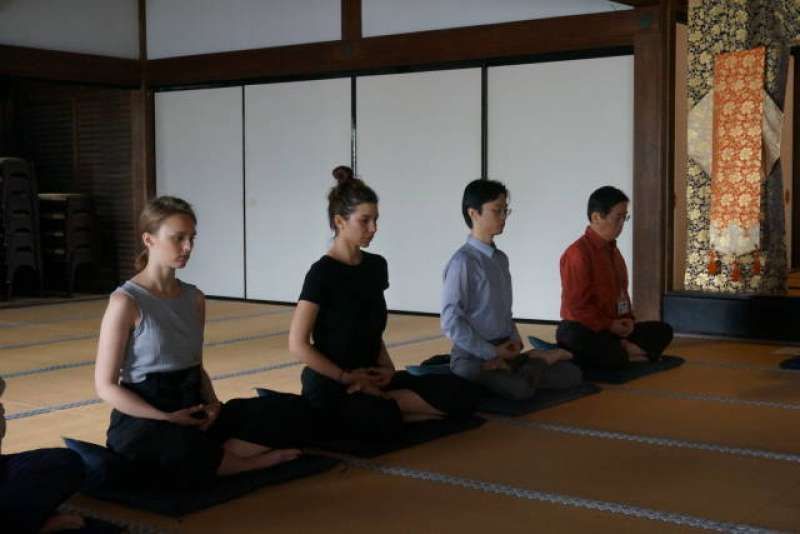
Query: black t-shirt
299 252 389 370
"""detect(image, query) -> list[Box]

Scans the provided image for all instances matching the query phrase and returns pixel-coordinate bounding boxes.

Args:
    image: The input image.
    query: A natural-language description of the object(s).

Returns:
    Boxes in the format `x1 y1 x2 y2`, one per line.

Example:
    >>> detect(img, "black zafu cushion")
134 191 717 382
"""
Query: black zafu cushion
579 355 686 384
256 388 485 458
779 356 800 370
476 382 601 416
64 438 339 517
525 334 685 384
416 354 602 415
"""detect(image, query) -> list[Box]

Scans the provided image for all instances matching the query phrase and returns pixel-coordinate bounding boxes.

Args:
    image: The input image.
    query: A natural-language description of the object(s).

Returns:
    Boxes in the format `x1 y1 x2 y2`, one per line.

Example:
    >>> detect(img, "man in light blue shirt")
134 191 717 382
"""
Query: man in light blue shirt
441 179 582 400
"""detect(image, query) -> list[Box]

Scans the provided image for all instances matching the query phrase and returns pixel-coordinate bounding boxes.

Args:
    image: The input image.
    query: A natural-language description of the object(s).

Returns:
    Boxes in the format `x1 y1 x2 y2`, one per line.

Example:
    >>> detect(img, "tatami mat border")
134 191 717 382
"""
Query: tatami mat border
0 333 98 351
5 333 447 420
6 398 104 419
0 309 293 350
687 359 800 375
609 385 800 411
3 360 96 379
61 504 171 534
489 417 800 464
0 329 290 379
1 330 444 380
344 457 780 533
0 307 292 330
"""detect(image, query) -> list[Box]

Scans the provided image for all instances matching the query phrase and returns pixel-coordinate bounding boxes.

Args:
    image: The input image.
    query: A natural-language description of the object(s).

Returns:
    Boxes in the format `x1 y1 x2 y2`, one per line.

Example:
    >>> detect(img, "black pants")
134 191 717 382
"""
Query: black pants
301 367 480 442
107 366 314 488
556 320 674 370
0 448 85 533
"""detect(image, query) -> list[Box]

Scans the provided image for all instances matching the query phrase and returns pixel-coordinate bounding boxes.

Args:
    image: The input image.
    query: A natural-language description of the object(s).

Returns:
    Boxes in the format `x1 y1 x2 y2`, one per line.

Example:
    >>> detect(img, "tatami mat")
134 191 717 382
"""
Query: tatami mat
1 298 798 532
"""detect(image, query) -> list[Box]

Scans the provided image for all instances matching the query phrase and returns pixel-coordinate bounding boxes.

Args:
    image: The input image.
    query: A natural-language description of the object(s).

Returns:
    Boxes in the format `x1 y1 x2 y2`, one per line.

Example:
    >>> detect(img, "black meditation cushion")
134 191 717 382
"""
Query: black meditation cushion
64 438 339 517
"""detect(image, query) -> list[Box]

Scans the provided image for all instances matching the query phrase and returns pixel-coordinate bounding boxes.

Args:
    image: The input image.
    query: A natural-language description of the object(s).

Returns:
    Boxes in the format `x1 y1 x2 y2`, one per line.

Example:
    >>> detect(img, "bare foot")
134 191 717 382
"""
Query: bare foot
259 448 302 468
224 438 271 458
622 339 647 360
40 513 85 532
402 413 442 423
532 348 573 365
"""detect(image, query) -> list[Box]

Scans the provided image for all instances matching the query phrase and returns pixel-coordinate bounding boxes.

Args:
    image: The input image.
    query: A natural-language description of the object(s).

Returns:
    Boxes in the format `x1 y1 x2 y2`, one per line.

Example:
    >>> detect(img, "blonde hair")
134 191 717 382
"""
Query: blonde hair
135 196 197 272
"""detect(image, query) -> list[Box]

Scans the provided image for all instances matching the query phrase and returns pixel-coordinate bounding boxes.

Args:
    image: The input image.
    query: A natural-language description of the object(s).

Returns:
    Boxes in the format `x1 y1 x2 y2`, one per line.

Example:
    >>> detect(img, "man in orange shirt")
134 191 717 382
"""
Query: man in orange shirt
556 186 673 370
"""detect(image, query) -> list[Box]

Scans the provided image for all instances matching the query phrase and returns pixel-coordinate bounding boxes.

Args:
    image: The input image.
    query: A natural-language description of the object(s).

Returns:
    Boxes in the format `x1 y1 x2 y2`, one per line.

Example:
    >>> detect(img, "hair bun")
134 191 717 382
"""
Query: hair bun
332 165 354 184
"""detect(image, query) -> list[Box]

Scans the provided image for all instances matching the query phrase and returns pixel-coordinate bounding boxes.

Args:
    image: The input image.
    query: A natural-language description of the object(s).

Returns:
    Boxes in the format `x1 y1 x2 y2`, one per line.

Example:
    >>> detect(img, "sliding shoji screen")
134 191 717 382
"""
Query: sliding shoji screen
155 86 245 298
244 78 352 301
488 55 635 320
357 68 482 313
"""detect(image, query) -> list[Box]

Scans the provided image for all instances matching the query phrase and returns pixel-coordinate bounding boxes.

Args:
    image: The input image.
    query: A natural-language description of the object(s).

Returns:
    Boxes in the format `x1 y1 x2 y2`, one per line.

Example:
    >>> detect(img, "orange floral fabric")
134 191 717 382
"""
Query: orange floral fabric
709 47 765 256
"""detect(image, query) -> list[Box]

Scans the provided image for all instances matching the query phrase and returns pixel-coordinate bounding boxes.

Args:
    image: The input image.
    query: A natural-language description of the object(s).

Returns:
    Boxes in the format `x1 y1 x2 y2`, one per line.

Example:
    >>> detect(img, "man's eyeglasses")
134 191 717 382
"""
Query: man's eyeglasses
489 207 512 218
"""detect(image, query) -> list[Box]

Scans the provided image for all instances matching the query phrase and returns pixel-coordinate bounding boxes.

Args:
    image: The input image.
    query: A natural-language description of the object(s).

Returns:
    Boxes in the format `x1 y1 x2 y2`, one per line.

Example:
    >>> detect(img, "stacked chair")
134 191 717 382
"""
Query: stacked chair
39 193 96 296
0 157 44 300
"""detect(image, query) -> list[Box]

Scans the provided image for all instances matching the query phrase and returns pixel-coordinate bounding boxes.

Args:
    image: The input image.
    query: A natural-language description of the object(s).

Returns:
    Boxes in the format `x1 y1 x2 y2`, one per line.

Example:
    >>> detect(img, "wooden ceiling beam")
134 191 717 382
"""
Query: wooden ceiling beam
614 0 659 6
0 45 140 87
341 0 362 41
147 7 656 87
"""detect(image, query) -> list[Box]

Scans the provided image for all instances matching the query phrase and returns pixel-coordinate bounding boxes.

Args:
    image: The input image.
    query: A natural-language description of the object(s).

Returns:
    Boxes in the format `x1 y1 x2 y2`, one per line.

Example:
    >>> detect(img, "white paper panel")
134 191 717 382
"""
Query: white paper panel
363 0 630 37
147 0 341 59
244 78 352 301
155 87 245 298
0 0 138 58
358 68 482 313
489 55 634 321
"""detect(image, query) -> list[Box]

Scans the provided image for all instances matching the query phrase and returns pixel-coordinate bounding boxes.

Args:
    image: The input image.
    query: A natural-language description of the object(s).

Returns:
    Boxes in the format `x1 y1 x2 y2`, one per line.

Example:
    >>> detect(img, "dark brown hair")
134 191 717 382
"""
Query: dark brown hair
135 196 197 271
327 165 378 231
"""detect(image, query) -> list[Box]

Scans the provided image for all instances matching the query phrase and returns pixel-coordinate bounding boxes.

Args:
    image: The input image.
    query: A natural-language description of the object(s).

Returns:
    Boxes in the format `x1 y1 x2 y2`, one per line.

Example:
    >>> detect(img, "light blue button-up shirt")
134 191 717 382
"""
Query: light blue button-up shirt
441 236 521 380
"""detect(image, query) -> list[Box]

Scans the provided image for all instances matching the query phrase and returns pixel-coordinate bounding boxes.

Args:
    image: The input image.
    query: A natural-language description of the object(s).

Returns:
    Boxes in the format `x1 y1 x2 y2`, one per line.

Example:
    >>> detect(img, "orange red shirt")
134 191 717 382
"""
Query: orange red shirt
560 226 633 332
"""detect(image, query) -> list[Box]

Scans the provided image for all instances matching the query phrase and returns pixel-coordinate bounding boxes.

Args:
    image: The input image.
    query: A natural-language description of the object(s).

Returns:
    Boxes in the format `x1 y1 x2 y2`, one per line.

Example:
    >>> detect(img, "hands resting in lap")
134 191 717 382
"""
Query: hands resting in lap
482 339 573 372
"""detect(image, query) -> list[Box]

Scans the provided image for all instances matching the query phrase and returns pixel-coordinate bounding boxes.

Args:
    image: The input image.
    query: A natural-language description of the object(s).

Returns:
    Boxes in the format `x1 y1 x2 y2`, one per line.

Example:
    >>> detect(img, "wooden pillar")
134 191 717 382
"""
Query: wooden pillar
632 2 676 320
131 0 154 264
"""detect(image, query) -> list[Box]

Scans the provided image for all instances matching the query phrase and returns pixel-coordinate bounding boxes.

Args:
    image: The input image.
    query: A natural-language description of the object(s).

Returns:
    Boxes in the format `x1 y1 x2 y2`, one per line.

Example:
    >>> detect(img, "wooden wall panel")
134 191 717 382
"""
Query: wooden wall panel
21 93 74 192
14 82 138 290
75 89 136 283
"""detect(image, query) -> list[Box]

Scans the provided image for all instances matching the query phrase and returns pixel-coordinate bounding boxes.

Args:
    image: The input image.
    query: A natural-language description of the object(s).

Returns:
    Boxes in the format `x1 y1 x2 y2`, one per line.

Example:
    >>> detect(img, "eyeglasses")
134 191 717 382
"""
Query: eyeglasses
607 213 631 223
489 207 512 218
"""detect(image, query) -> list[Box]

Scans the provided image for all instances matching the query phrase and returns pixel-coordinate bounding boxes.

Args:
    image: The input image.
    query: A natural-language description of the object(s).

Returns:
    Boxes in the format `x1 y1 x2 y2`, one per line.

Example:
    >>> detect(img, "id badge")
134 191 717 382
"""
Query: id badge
617 296 630 316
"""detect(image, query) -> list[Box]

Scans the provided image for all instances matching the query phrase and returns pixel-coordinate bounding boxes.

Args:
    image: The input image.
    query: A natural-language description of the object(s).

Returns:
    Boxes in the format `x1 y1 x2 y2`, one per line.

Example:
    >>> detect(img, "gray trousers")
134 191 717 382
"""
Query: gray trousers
476 355 582 401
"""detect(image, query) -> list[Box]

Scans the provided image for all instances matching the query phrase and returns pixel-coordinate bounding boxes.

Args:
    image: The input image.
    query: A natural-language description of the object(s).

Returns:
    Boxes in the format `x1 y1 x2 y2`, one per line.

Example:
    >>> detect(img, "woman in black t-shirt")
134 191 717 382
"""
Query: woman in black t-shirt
288 166 479 441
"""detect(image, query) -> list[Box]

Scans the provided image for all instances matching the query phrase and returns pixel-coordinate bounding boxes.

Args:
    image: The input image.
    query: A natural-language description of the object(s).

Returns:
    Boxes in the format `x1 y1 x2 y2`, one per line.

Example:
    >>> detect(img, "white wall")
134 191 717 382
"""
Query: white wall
147 0 340 59
244 78 352 302
488 55 634 321
363 0 631 37
152 59 635 319
155 87 245 298
0 0 139 58
358 68 482 313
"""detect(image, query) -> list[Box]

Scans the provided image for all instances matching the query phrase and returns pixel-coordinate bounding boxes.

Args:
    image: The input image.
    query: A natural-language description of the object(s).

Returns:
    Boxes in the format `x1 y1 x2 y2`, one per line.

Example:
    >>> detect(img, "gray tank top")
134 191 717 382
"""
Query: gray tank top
115 280 204 384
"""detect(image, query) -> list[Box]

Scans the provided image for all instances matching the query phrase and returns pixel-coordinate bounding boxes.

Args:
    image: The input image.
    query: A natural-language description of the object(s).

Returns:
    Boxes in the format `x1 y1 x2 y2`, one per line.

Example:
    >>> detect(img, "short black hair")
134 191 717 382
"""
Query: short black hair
587 186 629 221
462 179 508 228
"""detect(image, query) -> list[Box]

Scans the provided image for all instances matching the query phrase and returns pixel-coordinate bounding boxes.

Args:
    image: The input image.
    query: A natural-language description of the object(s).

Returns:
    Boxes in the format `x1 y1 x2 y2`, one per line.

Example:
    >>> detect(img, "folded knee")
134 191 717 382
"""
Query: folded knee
554 363 583 388
342 396 403 441
502 384 536 401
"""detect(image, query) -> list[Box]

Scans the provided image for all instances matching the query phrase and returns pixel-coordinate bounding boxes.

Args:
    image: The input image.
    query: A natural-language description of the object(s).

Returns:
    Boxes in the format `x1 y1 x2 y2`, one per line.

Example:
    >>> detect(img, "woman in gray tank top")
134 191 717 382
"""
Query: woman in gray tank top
95 196 314 486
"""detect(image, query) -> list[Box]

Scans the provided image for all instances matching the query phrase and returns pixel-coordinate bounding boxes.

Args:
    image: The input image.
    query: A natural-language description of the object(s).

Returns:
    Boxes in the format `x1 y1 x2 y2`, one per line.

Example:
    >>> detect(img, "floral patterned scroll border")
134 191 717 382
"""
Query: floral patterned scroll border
684 0 798 293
